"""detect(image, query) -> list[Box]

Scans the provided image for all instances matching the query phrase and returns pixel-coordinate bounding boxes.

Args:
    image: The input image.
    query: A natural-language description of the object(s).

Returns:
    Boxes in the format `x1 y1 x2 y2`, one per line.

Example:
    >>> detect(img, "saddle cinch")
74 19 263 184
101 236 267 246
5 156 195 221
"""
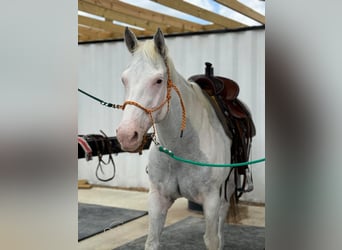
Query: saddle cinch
189 62 256 199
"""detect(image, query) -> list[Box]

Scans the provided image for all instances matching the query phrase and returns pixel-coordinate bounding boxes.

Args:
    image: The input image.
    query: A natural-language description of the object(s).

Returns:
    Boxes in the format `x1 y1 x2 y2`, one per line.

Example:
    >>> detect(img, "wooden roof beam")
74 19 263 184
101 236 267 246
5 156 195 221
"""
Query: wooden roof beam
78 25 122 41
78 32 90 42
200 23 228 31
78 15 150 37
79 15 121 35
151 0 246 29
79 0 175 33
82 0 203 32
215 0 265 24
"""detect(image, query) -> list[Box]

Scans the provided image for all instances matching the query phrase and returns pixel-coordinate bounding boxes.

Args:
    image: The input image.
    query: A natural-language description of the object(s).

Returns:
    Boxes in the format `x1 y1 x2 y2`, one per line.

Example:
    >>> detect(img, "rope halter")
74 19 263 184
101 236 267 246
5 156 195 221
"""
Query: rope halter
114 61 186 151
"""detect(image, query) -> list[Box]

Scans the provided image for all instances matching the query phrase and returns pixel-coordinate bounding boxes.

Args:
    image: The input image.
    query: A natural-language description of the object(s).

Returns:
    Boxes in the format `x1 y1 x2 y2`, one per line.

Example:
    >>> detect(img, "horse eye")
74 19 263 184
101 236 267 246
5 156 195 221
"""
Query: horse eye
121 77 126 85
156 79 163 84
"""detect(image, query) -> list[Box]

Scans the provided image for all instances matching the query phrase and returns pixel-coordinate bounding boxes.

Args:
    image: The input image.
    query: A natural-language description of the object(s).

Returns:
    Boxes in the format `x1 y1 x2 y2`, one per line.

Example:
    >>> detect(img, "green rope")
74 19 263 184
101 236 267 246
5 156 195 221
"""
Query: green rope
158 146 265 168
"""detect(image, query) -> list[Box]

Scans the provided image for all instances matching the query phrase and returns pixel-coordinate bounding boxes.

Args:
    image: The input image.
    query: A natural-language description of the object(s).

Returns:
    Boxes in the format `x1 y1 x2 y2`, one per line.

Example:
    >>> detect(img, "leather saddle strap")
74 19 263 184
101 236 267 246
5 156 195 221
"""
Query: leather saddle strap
201 90 232 139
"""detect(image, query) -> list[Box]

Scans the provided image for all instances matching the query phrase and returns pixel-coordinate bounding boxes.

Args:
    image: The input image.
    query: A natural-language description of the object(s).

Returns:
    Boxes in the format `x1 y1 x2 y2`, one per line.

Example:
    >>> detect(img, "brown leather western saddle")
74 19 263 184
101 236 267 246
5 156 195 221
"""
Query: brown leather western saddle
189 62 256 200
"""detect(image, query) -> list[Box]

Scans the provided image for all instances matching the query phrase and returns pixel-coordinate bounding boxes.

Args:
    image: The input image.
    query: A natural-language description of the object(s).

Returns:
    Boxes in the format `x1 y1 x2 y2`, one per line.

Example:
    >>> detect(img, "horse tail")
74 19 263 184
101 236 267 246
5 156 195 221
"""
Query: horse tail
221 169 239 223
227 193 239 223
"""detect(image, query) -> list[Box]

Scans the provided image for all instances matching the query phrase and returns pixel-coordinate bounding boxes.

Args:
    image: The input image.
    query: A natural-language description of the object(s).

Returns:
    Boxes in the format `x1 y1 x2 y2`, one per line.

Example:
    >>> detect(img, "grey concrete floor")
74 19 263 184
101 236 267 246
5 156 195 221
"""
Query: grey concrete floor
78 187 265 250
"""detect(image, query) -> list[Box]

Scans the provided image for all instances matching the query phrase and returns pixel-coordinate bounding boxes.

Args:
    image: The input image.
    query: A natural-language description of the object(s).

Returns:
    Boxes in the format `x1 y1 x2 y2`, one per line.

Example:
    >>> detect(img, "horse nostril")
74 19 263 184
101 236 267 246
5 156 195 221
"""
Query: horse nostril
132 131 139 140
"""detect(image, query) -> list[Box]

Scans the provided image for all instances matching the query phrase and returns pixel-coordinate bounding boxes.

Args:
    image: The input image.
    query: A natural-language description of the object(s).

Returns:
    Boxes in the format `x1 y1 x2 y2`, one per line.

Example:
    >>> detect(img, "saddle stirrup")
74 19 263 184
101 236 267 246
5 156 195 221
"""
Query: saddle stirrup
236 167 254 193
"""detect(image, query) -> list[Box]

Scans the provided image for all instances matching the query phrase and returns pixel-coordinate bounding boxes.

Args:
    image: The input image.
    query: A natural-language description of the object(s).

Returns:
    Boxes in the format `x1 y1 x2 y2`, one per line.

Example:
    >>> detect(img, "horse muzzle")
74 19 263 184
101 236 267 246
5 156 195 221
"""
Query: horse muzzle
116 124 144 152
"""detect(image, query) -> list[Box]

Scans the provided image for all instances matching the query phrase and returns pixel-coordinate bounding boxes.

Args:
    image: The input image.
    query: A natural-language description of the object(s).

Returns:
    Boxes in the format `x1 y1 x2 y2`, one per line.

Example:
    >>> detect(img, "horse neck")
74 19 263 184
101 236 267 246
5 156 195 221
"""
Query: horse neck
156 64 206 150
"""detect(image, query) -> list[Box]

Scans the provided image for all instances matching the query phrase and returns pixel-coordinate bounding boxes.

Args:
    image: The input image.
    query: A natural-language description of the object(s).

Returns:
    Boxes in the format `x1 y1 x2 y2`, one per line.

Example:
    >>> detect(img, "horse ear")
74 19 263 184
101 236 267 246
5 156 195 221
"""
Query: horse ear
154 28 166 59
124 27 138 53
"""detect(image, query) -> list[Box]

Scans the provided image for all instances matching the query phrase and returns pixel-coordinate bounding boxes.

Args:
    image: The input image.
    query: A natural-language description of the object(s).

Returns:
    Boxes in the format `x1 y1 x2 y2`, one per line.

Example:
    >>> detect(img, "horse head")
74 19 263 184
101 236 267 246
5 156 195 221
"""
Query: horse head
116 28 171 152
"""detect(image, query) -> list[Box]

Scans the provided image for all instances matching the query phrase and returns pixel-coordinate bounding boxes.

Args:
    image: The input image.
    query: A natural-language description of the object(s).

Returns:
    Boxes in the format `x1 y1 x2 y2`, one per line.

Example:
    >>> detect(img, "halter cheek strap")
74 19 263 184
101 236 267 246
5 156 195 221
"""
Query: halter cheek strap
114 63 186 148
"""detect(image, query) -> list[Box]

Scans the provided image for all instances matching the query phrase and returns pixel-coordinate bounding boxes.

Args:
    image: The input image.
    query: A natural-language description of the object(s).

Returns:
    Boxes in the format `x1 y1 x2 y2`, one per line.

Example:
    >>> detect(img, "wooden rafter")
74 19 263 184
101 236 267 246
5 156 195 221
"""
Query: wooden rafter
78 32 90 42
79 0 160 32
79 15 121 34
82 0 204 32
78 25 116 41
78 15 150 37
215 0 265 24
151 0 246 29
78 0 264 42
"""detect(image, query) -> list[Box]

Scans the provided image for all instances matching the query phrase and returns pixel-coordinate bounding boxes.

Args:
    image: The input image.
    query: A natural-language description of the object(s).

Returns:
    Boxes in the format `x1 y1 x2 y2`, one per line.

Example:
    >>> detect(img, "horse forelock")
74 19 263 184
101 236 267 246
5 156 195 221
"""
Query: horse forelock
134 40 170 67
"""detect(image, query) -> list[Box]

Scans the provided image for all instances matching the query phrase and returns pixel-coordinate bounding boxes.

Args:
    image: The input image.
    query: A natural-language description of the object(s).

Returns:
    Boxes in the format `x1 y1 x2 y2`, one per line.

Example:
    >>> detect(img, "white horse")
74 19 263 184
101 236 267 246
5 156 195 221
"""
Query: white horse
116 28 235 250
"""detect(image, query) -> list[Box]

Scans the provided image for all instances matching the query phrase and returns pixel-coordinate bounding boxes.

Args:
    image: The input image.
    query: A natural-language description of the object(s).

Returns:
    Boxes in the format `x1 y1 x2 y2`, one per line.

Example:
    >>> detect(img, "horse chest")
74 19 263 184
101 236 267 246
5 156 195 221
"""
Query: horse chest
175 169 208 203
149 158 212 203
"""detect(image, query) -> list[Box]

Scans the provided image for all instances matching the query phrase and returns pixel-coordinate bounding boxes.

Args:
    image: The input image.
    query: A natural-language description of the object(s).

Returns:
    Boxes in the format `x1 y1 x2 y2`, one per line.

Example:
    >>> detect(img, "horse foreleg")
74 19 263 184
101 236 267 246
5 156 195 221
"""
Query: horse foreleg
218 201 229 250
145 188 173 250
203 194 221 250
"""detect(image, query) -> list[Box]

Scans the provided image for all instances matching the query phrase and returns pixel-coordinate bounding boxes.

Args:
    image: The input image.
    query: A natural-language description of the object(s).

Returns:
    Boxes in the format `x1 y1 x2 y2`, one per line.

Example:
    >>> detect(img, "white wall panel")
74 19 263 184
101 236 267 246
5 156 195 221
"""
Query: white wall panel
78 29 265 203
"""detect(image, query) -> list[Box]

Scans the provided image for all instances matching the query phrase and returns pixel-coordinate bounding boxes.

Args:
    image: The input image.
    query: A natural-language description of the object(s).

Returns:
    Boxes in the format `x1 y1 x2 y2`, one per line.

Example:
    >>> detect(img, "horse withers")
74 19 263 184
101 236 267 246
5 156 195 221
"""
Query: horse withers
116 28 237 250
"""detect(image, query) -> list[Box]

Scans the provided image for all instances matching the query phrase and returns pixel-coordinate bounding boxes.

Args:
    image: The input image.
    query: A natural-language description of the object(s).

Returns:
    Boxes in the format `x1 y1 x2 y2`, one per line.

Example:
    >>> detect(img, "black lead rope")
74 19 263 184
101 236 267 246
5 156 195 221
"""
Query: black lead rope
78 88 120 108
78 89 119 181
